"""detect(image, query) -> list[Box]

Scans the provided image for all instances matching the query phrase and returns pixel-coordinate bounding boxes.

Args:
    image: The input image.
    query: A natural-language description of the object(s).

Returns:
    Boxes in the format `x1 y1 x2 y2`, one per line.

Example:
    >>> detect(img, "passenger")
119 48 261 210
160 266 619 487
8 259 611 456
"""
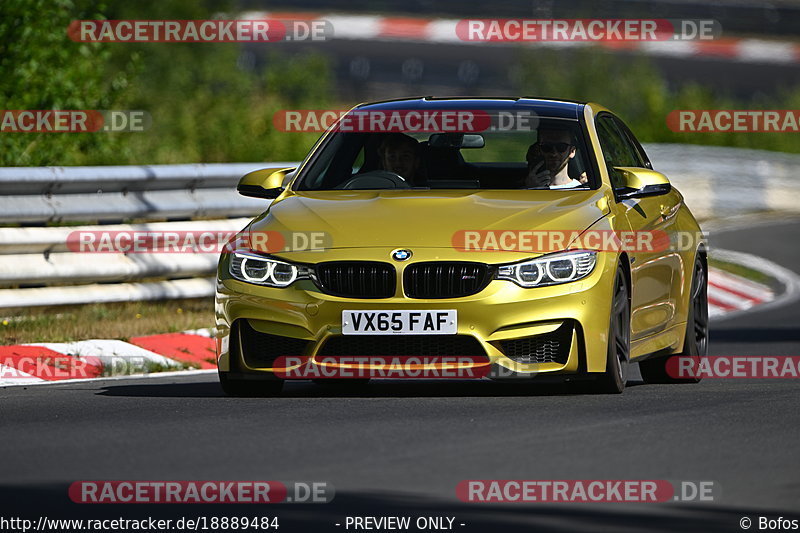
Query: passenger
525 126 587 189
378 133 421 185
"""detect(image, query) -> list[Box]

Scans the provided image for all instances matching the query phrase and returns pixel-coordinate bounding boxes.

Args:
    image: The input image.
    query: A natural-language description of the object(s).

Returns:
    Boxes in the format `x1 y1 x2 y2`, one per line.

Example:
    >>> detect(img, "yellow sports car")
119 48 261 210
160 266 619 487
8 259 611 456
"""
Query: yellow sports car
215 97 707 395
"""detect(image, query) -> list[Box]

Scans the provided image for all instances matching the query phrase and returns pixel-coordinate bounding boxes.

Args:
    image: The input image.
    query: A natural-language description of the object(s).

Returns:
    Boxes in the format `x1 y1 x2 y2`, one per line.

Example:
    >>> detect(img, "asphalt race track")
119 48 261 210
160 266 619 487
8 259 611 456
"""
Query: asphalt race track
2 219 799 532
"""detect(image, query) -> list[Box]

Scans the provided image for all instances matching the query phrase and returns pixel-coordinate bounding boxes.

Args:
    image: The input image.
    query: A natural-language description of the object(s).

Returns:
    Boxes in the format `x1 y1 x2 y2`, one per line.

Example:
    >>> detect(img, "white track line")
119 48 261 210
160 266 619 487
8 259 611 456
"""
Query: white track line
709 270 773 301
710 248 800 321
0 364 46 386
708 284 756 309
708 303 727 319
0 368 217 389
182 328 216 338
29 339 182 368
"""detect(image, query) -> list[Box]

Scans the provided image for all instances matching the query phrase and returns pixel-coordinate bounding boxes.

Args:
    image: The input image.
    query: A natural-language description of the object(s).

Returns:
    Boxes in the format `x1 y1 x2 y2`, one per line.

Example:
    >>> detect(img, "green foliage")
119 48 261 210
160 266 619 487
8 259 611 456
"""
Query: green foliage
514 47 800 153
2 2 797 166
0 0 332 165
0 0 137 165
119 46 332 163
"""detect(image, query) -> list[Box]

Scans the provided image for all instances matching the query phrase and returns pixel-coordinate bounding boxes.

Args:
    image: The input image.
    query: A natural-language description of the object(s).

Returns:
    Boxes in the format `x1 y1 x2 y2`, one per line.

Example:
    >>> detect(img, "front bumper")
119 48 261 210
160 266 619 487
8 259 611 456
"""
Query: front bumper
215 250 617 379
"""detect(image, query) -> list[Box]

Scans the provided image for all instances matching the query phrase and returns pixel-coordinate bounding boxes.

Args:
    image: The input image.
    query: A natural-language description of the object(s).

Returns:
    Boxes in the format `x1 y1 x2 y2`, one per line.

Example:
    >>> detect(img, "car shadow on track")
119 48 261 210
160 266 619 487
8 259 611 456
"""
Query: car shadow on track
96 375 649 398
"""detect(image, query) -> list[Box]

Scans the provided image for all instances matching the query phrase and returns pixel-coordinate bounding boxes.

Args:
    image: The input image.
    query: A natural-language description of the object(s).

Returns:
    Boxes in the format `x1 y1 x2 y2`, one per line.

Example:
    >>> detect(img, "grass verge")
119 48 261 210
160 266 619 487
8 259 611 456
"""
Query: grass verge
709 257 774 286
1 298 214 345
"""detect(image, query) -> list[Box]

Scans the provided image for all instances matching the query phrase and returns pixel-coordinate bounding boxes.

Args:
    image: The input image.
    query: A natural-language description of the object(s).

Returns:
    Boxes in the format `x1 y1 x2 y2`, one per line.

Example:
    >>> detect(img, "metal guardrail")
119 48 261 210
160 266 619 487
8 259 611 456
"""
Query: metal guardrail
0 163 294 223
1 145 800 309
644 144 800 220
0 162 292 308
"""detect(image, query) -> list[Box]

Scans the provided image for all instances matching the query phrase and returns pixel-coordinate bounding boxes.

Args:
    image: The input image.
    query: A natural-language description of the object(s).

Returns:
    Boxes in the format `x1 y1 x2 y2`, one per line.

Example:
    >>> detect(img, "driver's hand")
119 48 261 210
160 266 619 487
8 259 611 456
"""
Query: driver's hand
525 161 551 188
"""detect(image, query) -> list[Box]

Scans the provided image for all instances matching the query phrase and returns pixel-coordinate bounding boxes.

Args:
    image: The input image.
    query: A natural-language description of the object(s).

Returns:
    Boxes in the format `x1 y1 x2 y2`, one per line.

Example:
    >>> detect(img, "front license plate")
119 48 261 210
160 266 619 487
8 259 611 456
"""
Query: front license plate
342 310 457 335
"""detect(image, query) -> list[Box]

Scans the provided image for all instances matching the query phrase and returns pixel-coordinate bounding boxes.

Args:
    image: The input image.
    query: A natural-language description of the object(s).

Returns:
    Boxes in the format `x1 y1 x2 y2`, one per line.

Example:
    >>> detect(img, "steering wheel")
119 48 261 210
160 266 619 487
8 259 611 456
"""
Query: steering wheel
340 170 410 190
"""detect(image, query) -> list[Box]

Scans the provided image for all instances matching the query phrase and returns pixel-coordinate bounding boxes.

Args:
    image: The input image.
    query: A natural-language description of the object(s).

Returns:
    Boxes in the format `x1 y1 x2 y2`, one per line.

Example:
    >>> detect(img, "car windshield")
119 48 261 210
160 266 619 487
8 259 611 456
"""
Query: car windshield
296 113 596 191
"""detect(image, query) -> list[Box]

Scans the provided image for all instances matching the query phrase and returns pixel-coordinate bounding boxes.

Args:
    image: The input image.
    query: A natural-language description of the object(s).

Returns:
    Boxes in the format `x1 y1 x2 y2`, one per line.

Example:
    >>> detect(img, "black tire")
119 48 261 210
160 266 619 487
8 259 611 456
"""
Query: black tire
640 255 708 384
219 372 283 397
592 266 630 394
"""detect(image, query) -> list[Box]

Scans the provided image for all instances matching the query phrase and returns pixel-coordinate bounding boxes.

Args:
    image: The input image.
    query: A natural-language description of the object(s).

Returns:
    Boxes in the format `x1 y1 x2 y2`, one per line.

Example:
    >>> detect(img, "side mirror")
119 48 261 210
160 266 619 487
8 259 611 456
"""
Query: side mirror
613 167 672 200
237 167 296 199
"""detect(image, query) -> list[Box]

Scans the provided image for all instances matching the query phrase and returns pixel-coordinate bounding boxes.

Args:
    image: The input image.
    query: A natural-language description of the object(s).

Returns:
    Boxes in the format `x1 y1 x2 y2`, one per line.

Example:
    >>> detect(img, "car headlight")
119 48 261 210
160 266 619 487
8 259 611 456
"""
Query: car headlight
229 251 309 287
496 250 597 287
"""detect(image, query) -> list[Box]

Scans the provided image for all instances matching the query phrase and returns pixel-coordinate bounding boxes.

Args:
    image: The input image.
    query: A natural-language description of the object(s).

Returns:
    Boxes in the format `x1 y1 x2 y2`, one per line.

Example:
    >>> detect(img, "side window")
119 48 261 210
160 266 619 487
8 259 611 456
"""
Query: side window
301 134 365 189
352 146 365 174
595 115 639 188
614 117 651 169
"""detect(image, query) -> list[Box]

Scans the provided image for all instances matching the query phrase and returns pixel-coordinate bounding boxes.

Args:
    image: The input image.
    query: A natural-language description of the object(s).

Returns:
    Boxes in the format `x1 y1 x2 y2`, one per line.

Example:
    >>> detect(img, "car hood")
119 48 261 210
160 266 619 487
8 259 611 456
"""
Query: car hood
246 189 610 255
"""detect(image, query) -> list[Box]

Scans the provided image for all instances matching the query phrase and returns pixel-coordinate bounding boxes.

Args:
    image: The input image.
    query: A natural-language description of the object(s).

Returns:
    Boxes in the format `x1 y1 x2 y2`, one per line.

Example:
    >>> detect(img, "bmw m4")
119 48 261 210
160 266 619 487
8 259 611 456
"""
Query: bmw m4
215 97 708 395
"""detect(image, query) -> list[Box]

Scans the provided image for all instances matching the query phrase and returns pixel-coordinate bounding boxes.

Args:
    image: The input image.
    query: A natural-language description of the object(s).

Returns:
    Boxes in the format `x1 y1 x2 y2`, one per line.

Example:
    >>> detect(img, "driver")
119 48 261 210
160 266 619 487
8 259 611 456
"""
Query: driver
524 126 587 189
378 133 421 185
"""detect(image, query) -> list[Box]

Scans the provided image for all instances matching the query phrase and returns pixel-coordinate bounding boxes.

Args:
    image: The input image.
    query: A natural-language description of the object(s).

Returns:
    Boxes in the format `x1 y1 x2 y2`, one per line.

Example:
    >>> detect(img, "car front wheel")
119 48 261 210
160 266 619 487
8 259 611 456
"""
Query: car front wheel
640 255 707 384
592 266 630 394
